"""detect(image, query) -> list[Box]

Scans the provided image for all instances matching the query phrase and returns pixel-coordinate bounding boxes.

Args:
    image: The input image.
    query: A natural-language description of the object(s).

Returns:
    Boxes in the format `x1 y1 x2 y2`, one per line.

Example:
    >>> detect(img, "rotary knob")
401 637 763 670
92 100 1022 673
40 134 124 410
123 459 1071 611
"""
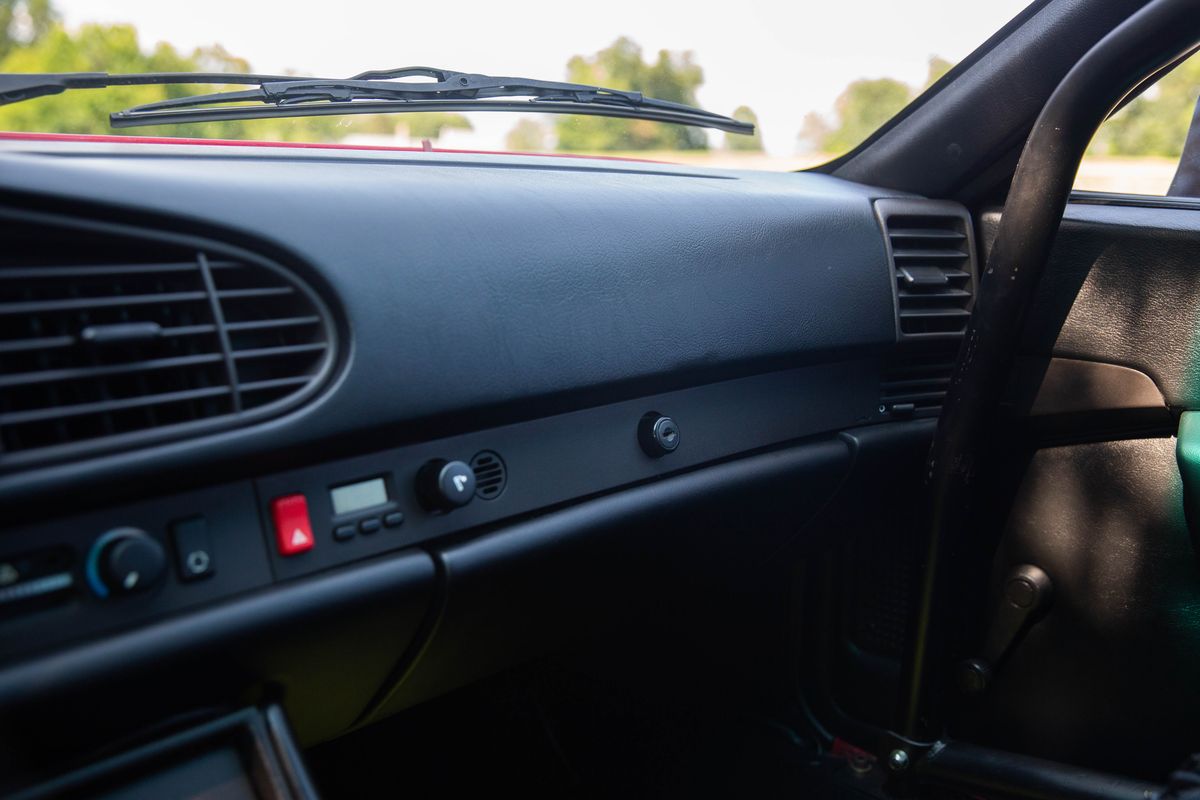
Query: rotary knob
416 459 476 512
86 527 167 598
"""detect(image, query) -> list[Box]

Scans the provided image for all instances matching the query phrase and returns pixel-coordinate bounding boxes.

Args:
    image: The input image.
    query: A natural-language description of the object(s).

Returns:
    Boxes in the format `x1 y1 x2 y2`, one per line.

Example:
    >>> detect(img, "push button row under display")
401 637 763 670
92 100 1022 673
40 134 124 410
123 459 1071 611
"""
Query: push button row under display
333 511 405 542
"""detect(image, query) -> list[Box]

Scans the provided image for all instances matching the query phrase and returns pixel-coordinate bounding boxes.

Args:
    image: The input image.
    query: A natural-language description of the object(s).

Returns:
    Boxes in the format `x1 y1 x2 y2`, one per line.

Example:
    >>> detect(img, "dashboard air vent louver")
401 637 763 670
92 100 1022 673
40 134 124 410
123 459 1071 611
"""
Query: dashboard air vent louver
879 348 958 420
877 199 976 340
874 199 977 418
0 210 337 467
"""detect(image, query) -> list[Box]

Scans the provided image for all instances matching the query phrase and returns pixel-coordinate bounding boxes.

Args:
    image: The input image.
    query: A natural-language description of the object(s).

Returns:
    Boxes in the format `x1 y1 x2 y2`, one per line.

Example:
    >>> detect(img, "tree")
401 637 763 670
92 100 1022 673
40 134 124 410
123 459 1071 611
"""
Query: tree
505 118 549 152
725 106 763 152
0 0 55 61
799 55 956 155
1089 54 1200 158
401 113 472 143
820 77 911 154
0 17 396 142
0 23 228 137
924 56 954 89
556 37 707 152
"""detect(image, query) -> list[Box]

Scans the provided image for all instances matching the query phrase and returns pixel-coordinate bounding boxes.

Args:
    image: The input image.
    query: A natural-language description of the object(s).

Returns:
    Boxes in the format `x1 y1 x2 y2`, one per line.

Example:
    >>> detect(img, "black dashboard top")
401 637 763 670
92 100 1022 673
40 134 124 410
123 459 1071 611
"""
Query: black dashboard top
0 142 903 507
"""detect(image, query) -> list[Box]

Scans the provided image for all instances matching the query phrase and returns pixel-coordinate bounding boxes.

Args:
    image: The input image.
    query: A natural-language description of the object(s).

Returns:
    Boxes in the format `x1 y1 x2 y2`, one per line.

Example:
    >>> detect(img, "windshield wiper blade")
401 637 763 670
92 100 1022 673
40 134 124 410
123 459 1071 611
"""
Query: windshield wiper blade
0 66 752 135
107 66 753 135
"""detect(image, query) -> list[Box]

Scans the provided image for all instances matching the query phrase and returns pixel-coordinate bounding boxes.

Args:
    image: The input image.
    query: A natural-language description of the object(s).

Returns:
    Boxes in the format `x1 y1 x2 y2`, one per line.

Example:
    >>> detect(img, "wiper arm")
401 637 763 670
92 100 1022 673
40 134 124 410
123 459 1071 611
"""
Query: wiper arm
0 71 303 105
111 67 753 135
0 66 754 136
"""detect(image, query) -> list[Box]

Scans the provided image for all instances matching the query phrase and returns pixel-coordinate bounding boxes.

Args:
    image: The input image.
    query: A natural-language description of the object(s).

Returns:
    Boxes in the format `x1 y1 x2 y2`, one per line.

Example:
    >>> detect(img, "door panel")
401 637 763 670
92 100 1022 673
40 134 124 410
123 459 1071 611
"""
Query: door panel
985 202 1200 410
958 436 1200 778
952 200 1200 778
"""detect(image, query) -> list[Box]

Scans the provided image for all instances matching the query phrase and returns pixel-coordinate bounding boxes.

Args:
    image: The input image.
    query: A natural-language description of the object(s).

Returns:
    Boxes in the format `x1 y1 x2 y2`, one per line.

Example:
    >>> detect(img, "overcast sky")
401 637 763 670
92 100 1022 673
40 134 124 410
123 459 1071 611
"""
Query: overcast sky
55 0 1033 154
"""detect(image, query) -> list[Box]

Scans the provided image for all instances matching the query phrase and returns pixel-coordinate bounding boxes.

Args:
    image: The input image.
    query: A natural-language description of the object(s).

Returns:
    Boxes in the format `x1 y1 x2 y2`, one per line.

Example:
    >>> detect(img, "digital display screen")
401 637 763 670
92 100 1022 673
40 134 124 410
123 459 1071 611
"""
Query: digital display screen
330 477 389 515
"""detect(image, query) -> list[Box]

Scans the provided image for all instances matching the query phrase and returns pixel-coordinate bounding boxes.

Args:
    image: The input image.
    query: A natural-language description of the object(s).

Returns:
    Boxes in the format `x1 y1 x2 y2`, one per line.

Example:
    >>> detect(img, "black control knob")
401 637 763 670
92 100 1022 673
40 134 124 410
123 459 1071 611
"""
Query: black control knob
417 459 476 511
638 412 680 457
87 527 167 598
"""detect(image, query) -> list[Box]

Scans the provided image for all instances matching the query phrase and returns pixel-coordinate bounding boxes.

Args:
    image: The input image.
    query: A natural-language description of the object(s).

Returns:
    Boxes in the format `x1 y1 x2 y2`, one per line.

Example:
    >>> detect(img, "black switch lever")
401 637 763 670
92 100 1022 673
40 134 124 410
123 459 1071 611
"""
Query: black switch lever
958 564 1053 694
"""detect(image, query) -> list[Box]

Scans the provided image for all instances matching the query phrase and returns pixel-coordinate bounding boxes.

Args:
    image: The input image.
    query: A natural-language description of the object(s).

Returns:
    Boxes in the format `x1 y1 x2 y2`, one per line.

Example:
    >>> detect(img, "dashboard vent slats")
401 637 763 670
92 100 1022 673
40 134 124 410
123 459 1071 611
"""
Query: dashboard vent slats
880 350 958 419
878 201 977 340
875 199 978 418
0 211 337 467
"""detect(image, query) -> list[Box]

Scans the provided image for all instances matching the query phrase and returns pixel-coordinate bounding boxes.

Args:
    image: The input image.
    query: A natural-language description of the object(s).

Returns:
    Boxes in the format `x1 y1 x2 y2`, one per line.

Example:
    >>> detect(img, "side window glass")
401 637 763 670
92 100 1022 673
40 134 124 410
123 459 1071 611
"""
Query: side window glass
1075 51 1200 198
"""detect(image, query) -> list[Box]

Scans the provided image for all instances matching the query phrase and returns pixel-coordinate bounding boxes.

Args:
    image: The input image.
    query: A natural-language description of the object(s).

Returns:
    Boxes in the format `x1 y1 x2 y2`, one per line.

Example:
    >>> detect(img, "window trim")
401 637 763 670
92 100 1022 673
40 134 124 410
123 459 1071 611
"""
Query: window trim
1070 189 1200 210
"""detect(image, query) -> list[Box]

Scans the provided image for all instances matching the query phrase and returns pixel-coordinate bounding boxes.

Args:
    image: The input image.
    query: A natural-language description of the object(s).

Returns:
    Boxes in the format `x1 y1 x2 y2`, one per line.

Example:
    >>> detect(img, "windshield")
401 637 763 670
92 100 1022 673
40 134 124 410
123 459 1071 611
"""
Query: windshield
0 0 1033 170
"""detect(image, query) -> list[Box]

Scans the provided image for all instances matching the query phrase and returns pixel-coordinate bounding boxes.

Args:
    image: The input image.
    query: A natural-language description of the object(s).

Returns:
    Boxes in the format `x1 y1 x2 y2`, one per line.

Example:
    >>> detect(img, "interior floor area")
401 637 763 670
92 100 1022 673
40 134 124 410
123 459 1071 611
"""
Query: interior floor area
306 660 885 799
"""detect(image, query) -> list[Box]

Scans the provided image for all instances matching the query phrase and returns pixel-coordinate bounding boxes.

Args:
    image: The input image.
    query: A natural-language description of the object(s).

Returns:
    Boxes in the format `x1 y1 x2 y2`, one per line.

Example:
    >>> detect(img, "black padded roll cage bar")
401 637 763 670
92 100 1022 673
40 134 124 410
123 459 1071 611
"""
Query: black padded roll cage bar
883 0 1200 796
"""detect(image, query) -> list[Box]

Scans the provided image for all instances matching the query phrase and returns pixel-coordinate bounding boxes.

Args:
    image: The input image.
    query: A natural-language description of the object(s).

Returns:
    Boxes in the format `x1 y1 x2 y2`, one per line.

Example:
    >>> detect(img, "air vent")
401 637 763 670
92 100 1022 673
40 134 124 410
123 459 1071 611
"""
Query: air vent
880 347 958 419
470 450 506 500
874 199 976 418
876 199 976 340
0 209 337 467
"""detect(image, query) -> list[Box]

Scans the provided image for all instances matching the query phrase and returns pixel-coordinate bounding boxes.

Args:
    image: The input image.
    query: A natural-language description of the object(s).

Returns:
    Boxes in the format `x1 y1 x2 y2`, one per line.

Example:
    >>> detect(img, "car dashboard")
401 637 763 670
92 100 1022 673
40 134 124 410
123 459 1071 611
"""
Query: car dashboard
0 138 977 794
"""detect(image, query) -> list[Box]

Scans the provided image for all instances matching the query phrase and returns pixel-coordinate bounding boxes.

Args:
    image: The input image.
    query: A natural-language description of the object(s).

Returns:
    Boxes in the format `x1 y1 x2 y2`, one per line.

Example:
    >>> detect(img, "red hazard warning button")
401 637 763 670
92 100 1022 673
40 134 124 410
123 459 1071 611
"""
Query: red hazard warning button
271 494 315 556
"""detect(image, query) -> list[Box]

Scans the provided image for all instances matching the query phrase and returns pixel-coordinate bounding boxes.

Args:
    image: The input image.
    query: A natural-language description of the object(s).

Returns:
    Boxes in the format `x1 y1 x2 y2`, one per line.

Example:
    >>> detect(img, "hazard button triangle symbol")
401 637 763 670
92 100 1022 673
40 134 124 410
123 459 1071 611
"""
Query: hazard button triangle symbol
270 494 316 556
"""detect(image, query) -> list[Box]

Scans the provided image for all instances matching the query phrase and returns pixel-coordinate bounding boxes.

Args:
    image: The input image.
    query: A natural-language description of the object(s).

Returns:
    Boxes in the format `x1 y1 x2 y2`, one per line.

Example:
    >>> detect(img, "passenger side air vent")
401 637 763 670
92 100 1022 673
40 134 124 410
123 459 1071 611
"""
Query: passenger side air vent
879 348 958 419
874 199 977 418
876 199 976 340
0 210 337 467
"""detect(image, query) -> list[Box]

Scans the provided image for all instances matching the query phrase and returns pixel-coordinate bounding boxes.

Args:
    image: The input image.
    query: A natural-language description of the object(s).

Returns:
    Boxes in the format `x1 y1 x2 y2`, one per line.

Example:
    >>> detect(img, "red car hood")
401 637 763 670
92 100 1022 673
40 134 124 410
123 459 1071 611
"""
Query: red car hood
0 131 663 163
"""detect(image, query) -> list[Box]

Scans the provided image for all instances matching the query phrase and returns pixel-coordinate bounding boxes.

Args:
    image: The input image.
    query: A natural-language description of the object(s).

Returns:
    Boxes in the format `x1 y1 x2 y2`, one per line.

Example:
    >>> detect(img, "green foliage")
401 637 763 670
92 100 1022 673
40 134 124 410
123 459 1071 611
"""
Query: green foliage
924 56 953 88
505 118 549 151
1089 54 1200 158
802 55 957 154
0 17 734 152
0 17 401 141
819 77 910 154
802 49 1198 160
0 0 55 60
725 105 763 152
556 37 707 152
401 112 471 142
0 24 224 137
